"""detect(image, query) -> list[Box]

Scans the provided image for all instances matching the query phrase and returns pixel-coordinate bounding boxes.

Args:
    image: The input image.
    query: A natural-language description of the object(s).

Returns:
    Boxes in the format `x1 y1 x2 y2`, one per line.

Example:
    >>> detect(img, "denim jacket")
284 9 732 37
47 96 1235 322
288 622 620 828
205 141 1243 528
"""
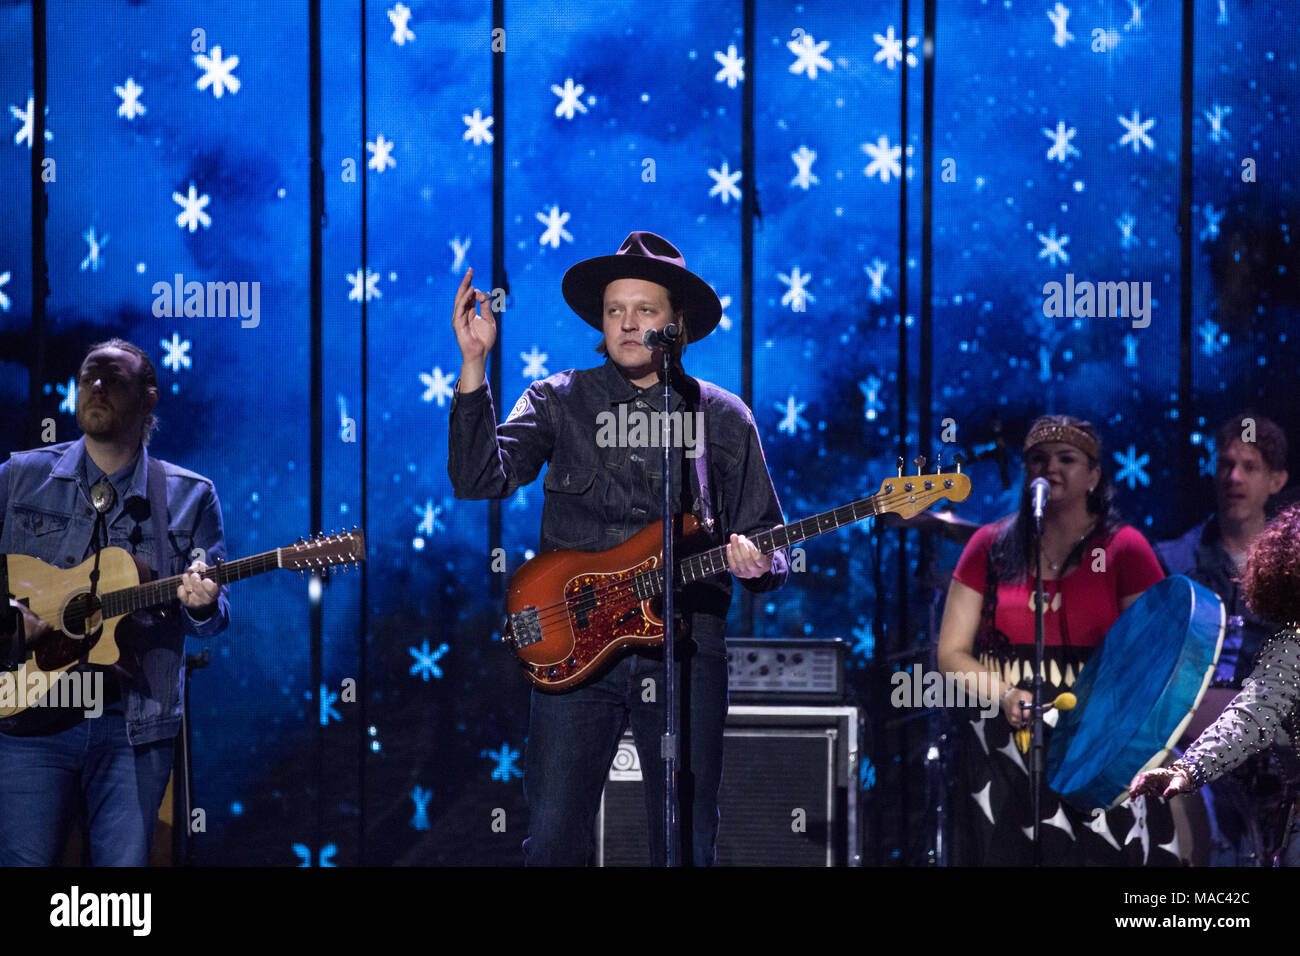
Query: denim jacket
1155 517 1278 687
448 359 788 626
0 438 229 745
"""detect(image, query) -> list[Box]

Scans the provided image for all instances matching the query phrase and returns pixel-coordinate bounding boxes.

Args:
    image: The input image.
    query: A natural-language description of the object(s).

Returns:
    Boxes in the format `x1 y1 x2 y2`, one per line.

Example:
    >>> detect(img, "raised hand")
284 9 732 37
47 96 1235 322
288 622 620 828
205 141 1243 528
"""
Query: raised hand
452 267 498 367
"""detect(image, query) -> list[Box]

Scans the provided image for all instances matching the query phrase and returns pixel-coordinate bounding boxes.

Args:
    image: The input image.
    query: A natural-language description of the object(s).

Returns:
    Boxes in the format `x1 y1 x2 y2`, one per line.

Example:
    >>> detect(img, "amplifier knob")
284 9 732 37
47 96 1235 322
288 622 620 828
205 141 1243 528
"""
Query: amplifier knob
759 665 769 676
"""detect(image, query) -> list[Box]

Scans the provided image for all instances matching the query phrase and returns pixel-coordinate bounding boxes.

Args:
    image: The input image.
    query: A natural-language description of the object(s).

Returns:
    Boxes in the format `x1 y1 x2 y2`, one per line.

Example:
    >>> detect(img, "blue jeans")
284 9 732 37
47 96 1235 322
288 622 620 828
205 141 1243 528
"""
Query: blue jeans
522 624 729 866
0 706 174 866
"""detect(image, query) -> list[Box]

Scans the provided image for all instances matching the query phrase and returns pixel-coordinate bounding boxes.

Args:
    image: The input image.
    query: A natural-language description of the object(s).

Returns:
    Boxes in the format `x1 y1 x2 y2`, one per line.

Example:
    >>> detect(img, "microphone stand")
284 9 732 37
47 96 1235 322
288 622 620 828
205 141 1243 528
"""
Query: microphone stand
657 335 680 868
1028 503 1047 868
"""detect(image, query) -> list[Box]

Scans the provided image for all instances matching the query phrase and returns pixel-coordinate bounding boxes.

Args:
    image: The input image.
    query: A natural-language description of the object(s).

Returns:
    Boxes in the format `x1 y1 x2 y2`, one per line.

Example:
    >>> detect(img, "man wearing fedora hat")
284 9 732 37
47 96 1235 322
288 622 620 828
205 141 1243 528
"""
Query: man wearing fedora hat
449 231 789 866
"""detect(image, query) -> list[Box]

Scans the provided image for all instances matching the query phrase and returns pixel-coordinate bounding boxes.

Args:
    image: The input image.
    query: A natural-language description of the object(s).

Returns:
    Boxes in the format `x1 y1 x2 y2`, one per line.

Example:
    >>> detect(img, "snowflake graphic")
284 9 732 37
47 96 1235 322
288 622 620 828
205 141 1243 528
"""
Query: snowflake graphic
449 236 471 272
860 758 877 790
482 743 523 782
0 271 9 311
778 266 815 312
1043 121 1080 163
862 135 902 183
367 134 396 172
521 346 549 379
173 183 212 233
1117 109 1156 155
707 160 742 203
858 375 885 421
54 377 76 414
319 683 342 725
1048 3 1074 48
1203 103 1231 144
292 843 337 867
1037 226 1070 267
420 366 456 405
850 621 876 662
1122 333 1139 368
776 395 809 436
1198 319 1228 356
864 258 892 303
194 45 241 99
1124 0 1145 30
1113 444 1151 489
463 108 493 145
388 2 415 45
873 26 917 70
789 145 818 190
414 499 445 536
79 227 108 272
788 32 832 79
1116 212 1138 250
114 77 145 120
551 78 588 120
536 205 573 248
161 333 192 373
409 639 450 681
714 44 744 88
410 786 432 831
1218 0 1228 25
716 292 732 331
9 97 52 148
347 267 382 301
1200 205 1224 242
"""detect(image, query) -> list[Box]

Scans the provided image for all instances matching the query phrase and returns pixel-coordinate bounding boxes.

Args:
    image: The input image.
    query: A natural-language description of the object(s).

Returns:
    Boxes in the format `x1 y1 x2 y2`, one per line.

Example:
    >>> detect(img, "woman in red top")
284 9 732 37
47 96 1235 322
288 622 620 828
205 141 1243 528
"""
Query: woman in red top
937 415 1175 865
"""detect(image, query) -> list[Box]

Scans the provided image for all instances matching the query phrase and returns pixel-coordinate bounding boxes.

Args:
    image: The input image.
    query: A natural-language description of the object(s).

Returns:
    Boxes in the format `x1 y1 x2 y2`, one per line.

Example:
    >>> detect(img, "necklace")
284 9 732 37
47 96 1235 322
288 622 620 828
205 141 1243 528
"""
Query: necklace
1045 524 1095 572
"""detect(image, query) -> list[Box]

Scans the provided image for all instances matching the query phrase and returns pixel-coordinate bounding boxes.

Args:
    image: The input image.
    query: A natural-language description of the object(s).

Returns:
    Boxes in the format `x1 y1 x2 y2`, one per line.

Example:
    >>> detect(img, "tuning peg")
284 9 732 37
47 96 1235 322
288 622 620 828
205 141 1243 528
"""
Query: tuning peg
953 453 965 474
914 455 927 476
896 456 904 478
933 451 943 473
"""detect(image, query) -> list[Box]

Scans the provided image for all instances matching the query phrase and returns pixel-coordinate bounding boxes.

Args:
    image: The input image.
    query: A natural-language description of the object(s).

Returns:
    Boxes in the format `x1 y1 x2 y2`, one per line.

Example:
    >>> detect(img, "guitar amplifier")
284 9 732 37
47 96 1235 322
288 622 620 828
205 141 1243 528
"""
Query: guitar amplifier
726 637 846 704
595 705 861 866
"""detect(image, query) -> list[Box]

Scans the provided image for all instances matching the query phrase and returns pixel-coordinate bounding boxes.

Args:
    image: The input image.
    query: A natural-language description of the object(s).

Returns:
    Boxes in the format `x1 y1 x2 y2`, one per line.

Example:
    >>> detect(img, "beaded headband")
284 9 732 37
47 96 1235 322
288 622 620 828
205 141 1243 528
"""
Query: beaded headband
1023 423 1100 460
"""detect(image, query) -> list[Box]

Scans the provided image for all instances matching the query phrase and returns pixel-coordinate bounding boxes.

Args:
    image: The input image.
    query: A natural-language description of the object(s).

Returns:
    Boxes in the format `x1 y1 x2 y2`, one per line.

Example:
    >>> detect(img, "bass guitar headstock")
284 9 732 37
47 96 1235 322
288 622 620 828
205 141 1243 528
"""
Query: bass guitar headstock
875 455 972 520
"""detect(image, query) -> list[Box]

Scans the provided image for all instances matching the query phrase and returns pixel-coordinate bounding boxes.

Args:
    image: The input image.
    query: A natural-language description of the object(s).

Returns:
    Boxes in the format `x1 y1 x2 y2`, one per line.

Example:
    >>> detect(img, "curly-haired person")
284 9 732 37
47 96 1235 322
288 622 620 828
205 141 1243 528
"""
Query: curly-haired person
1131 503 1300 865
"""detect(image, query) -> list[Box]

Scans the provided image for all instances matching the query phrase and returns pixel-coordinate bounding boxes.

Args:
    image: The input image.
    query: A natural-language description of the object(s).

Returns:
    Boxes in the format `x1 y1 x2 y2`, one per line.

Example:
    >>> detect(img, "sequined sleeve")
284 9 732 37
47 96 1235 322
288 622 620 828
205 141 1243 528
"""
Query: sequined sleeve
1175 630 1300 787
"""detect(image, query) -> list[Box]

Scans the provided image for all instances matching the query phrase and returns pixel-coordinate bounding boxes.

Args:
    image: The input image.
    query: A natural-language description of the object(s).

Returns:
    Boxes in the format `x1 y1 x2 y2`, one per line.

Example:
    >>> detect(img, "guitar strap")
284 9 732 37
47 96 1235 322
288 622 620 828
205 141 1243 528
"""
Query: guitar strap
685 379 717 536
145 455 172 580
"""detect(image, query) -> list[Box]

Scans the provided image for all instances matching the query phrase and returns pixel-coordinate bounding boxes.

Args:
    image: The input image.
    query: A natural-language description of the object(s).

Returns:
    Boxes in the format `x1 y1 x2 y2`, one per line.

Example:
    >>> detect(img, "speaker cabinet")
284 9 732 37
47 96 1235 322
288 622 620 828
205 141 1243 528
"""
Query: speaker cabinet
596 705 860 866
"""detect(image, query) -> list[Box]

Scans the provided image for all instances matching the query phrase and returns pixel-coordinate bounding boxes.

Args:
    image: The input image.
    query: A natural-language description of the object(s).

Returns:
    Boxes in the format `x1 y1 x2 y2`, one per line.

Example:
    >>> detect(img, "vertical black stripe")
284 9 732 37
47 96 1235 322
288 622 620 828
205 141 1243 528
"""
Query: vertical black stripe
28 0 47 445
739 0 755 634
1178 0 1195 529
490 0 505 602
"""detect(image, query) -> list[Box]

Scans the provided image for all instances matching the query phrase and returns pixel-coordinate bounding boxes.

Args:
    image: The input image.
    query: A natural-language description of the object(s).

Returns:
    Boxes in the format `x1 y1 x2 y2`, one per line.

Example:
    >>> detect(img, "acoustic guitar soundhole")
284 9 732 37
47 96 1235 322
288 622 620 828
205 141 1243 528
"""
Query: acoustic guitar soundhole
62 592 103 639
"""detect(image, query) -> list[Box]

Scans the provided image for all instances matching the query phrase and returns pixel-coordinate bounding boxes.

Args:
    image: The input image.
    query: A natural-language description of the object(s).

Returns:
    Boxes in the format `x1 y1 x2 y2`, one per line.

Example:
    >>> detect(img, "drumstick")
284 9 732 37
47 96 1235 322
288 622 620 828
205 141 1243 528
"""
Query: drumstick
1014 693 1077 753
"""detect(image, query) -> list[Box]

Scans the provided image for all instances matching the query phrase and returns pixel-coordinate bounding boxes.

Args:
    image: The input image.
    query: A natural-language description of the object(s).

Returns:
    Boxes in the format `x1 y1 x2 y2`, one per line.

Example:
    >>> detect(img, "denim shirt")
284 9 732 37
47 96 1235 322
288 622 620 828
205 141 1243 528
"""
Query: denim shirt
0 438 229 745
448 359 788 629
1155 517 1278 687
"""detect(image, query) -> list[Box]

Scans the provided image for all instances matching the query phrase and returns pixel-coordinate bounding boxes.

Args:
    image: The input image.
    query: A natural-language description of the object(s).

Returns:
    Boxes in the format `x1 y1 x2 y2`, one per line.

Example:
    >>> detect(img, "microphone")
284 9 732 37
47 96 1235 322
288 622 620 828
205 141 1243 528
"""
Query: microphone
1030 477 1049 522
642 324 681 350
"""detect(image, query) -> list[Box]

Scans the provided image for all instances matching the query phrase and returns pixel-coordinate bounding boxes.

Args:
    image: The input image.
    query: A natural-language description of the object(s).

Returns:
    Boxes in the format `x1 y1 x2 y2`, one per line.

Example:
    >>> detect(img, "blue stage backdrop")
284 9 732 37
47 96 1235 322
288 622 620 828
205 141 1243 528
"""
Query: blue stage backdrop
1 0 1295 865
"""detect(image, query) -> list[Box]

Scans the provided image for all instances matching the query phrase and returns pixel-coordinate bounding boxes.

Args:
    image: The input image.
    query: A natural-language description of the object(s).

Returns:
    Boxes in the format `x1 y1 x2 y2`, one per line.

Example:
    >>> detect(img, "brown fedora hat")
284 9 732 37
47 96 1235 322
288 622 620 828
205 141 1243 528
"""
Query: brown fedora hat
561 231 723 342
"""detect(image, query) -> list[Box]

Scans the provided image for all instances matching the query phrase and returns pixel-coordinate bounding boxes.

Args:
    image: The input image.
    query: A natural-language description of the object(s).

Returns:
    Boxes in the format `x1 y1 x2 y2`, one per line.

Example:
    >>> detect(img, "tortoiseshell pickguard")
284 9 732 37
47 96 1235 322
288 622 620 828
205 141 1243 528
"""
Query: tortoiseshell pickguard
523 556 669 690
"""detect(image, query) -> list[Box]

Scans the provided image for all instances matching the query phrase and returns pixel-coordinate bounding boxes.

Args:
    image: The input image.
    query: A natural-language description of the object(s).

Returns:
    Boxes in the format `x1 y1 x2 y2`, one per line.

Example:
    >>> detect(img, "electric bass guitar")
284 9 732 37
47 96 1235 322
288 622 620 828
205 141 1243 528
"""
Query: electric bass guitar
504 465 971 690
1 530 365 717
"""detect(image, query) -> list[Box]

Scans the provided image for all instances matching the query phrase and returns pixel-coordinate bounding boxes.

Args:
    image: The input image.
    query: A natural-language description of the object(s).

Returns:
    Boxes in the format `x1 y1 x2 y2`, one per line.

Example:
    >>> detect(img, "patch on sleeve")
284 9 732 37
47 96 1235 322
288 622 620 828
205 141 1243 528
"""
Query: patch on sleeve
507 395 530 422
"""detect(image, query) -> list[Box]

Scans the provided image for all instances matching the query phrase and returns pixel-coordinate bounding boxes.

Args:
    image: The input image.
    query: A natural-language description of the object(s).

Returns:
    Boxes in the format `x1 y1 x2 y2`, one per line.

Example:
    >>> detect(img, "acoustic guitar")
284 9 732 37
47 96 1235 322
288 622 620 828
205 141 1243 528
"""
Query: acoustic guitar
1 530 365 717
504 466 971 690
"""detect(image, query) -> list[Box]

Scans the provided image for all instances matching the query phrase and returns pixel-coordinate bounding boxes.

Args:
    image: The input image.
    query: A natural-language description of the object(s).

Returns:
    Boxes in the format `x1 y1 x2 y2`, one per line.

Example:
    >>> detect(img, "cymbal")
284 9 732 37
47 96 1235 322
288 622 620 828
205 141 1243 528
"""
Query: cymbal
878 508 979 544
